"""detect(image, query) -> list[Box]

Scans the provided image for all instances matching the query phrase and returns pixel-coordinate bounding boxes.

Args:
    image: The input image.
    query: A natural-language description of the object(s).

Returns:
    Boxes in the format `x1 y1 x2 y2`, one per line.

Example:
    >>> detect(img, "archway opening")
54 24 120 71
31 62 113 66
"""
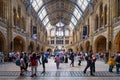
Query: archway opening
115 31 120 52
0 32 5 52
95 36 106 53
14 36 25 52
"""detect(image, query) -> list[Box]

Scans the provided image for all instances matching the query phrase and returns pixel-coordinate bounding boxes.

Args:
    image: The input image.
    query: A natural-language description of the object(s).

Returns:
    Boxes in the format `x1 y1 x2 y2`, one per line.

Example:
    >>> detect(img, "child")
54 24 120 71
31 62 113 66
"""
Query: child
108 56 115 72
20 55 26 76
55 55 60 69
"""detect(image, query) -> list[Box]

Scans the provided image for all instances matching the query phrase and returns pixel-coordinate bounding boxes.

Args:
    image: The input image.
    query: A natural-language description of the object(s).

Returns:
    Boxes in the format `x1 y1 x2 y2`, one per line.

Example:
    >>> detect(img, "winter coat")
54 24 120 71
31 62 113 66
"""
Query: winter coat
108 58 115 66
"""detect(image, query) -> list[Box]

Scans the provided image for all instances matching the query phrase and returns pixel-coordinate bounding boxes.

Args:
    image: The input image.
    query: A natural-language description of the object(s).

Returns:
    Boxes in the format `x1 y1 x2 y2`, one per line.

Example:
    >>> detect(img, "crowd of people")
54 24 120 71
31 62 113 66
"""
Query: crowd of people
0 50 119 77
8 51 49 77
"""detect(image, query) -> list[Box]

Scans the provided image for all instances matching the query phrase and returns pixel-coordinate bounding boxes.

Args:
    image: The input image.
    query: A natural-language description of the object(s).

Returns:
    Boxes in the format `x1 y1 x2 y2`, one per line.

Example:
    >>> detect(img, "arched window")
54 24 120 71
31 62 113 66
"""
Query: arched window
13 8 17 26
65 29 69 36
100 3 103 27
118 0 120 17
18 6 21 18
87 18 90 36
0 0 7 20
0 1 4 19
17 6 21 27
21 17 26 30
95 15 98 31
30 20 33 36
104 5 107 25
50 29 55 37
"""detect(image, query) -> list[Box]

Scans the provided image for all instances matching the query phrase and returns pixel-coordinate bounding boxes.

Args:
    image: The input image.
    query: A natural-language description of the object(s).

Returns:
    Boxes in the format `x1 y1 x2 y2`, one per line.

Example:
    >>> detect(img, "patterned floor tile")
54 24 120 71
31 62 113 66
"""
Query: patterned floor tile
0 71 120 77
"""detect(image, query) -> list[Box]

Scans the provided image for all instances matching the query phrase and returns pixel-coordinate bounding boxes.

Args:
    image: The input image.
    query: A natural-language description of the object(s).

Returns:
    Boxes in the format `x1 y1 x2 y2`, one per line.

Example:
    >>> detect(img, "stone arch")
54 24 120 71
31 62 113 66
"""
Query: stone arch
85 41 90 53
114 31 120 52
0 32 6 52
13 36 25 52
94 35 107 53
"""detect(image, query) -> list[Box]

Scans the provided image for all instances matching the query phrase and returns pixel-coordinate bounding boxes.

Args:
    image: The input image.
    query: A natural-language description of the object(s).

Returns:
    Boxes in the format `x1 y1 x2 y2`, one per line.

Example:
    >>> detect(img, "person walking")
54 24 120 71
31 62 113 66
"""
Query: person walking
83 50 94 76
92 55 97 72
41 52 47 74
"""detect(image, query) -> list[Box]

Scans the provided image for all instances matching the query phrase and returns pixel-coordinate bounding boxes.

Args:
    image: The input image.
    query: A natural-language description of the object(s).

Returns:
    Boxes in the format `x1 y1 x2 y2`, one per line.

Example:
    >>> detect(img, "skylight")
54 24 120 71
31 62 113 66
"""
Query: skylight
31 0 51 28
69 0 90 29
46 23 53 30
31 0 91 30
69 23 74 30
56 22 65 27
30 0 43 12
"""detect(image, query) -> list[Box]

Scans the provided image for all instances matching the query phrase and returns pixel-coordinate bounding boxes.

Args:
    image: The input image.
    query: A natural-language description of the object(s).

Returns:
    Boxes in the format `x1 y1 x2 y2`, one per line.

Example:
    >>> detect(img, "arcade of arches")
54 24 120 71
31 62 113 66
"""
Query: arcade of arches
0 0 120 60
0 32 5 52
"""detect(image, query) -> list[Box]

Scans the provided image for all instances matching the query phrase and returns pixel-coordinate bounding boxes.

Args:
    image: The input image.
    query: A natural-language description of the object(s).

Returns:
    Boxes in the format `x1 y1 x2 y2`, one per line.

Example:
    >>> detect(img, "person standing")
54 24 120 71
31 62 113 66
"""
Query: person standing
20 53 26 76
55 55 60 69
36 52 41 64
115 52 120 74
30 53 38 77
108 56 115 72
23 52 28 71
64 54 68 63
104 51 109 63
77 53 83 66
69 51 75 67
83 50 94 76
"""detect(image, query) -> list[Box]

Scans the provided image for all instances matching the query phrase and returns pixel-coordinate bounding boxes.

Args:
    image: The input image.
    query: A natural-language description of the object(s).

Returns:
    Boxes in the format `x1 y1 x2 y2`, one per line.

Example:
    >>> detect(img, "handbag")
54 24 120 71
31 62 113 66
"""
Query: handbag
44 58 48 63
15 59 20 66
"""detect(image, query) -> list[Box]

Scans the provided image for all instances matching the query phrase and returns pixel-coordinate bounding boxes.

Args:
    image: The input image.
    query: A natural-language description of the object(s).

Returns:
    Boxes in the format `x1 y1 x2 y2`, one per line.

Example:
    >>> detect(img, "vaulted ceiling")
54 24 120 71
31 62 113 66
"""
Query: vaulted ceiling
30 0 91 30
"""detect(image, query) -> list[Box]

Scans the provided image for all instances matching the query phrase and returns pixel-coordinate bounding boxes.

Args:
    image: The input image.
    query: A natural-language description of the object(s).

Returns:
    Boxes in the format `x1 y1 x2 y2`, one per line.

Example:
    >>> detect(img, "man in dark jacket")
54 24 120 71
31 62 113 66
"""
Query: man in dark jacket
115 52 120 74
83 50 94 76
69 51 75 67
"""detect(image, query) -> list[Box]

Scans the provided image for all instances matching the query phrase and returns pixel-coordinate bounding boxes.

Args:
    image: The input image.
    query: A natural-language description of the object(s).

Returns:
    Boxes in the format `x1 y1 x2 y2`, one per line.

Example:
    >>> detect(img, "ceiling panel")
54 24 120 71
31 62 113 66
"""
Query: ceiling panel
30 0 91 30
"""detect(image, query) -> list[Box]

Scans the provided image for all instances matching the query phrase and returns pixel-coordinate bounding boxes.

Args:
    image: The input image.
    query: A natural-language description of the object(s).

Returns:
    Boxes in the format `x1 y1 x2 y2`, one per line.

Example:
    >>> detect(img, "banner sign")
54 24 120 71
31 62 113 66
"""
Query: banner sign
32 26 37 39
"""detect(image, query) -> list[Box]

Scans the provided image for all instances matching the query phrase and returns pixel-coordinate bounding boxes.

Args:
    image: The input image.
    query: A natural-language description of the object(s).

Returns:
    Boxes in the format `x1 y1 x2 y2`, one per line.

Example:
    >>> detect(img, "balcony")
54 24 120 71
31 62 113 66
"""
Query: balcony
0 18 8 28
94 26 107 36
14 26 27 36
112 17 120 27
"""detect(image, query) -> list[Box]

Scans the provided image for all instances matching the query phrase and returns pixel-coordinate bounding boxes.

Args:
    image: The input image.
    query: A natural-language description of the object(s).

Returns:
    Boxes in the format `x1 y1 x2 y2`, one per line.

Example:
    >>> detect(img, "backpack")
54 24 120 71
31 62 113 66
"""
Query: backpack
31 58 37 66
15 59 20 66
85 56 88 61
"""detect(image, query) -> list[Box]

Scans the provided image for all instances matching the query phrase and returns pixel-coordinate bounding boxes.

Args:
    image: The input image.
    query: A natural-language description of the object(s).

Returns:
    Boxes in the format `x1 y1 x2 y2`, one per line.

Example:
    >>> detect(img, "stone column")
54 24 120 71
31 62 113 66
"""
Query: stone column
7 0 14 52
107 0 113 56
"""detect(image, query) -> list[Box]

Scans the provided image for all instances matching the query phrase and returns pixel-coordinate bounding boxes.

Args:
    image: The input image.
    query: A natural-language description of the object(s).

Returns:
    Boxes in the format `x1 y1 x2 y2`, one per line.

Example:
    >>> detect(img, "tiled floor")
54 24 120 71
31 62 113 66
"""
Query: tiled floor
0 57 119 80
